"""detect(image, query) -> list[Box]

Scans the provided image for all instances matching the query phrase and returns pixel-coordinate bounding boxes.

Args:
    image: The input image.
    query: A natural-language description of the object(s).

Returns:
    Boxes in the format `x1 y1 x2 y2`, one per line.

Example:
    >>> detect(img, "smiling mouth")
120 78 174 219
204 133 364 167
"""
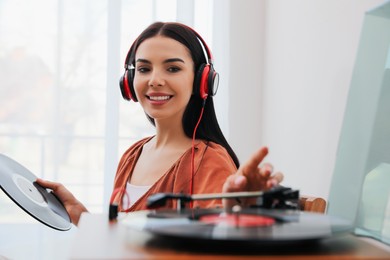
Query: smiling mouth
147 95 172 101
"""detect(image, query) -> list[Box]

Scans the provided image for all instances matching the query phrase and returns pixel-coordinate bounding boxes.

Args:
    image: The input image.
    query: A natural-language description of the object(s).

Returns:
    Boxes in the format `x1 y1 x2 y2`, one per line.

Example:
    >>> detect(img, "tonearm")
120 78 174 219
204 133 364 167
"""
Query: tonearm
146 186 299 211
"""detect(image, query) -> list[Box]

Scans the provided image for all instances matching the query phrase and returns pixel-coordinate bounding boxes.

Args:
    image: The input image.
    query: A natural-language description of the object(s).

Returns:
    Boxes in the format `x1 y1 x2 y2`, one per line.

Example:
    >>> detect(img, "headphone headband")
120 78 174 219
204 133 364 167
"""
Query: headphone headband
184 25 214 64
123 25 213 68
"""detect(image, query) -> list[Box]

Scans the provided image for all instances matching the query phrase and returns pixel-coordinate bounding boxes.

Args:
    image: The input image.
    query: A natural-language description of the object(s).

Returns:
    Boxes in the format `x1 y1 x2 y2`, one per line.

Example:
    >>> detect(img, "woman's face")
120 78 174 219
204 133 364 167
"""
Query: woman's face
133 35 195 124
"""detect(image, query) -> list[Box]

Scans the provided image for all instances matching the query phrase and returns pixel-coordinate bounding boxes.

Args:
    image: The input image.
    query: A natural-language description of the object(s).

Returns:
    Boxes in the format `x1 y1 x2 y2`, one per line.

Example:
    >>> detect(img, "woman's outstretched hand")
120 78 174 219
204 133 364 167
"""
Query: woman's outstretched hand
222 147 284 208
35 178 88 226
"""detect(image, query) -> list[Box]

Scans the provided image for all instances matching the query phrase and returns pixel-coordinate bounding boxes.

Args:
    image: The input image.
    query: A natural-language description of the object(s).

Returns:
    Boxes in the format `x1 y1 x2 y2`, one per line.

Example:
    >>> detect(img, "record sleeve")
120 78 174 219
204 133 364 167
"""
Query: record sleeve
0 154 71 231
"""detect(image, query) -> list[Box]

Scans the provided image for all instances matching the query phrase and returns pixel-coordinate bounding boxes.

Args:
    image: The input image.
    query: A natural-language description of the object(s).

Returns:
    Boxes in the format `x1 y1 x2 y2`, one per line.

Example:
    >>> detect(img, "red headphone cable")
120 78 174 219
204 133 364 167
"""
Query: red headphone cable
190 99 207 208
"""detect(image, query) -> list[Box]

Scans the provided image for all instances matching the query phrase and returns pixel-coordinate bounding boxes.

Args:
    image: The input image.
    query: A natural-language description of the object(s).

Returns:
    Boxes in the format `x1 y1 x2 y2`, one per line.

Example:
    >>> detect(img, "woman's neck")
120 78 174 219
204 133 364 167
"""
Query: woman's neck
151 120 192 150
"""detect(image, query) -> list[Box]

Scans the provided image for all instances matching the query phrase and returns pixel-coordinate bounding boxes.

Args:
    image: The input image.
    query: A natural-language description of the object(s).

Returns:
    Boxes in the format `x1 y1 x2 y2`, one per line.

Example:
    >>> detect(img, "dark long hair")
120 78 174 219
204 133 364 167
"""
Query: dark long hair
126 22 240 168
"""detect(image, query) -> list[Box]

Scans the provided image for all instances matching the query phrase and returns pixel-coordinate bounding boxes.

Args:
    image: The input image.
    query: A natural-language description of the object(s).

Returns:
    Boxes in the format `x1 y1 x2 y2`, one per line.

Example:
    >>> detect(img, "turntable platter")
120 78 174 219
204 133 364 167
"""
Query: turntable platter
121 208 353 245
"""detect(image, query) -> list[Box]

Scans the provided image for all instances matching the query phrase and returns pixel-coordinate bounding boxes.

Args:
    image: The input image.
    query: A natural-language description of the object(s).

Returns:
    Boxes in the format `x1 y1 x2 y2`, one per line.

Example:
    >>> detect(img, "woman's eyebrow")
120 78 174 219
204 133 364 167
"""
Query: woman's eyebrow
163 58 185 64
136 58 151 64
135 58 185 64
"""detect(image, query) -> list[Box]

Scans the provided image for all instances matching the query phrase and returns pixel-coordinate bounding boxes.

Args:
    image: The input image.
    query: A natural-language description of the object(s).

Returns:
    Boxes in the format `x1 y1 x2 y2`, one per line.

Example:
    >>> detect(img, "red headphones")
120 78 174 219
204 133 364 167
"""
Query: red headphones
119 26 219 102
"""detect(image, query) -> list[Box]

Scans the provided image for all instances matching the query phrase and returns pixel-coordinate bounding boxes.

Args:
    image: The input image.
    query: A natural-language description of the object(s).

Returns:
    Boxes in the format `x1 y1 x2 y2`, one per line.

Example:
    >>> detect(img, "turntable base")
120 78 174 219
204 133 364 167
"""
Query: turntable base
70 213 390 259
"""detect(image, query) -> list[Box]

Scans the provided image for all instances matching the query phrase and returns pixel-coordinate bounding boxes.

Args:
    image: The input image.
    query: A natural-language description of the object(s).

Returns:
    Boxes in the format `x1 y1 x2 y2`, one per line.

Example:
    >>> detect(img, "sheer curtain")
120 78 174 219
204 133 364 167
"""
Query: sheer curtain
0 0 213 221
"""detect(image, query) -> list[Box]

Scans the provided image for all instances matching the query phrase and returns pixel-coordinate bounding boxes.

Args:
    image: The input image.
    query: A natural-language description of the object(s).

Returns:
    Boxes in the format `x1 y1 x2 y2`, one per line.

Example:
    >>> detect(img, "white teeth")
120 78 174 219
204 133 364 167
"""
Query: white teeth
149 96 170 101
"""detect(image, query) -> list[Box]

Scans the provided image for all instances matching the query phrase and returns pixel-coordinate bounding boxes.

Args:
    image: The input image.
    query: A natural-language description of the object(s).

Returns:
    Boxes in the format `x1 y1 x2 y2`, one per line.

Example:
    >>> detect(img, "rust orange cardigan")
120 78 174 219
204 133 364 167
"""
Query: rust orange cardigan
112 136 237 212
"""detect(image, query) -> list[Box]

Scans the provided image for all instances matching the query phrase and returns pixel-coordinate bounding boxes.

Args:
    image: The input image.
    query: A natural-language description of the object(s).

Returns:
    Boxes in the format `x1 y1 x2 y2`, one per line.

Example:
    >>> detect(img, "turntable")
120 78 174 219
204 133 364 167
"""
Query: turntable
120 187 353 246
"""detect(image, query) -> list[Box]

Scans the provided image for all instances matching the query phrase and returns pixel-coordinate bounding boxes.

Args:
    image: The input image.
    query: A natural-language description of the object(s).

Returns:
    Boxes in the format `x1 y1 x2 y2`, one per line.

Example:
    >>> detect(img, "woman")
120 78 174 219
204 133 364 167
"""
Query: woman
37 22 283 226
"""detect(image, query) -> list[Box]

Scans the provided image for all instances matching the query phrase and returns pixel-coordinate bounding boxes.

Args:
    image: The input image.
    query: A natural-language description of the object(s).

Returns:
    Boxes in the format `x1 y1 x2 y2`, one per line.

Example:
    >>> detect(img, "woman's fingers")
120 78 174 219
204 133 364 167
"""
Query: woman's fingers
240 147 269 176
36 178 61 191
222 174 247 193
265 171 284 188
36 178 71 202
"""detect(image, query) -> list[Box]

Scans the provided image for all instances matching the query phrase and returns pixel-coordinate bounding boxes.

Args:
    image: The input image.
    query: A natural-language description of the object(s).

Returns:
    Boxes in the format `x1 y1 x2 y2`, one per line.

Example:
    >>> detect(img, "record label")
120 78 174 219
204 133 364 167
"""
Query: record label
13 174 46 206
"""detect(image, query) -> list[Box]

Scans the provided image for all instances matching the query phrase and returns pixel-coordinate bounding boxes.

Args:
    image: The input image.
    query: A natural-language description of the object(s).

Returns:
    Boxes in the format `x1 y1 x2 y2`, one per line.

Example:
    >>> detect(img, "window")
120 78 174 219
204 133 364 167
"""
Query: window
0 0 213 221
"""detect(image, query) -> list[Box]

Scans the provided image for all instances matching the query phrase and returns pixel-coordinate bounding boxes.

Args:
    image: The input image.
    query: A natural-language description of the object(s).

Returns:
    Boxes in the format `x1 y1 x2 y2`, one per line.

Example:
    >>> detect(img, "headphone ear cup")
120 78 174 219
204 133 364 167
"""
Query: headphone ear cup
194 63 210 100
207 66 217 96
194 64 205 99
119 72 131 101
119 69 138 102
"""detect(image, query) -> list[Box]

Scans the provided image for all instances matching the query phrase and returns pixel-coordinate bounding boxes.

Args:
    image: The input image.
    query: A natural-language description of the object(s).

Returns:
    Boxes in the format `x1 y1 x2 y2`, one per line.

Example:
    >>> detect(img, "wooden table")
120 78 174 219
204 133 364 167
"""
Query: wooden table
70 213 390 259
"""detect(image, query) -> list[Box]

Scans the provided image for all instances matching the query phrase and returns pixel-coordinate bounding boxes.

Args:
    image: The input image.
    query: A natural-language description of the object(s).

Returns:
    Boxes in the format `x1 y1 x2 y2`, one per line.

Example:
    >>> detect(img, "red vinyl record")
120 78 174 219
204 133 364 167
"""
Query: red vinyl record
199 213 275 227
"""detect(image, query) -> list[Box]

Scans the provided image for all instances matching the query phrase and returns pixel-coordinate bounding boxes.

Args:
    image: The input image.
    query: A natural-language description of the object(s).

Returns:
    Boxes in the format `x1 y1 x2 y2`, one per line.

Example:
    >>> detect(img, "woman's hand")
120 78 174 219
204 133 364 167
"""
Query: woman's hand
35 178 88 226
222 147 284 208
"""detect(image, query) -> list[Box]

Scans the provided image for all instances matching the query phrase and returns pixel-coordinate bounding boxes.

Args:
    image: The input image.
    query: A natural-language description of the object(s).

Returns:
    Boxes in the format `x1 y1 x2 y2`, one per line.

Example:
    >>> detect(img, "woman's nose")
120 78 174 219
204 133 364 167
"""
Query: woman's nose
148 70 165 87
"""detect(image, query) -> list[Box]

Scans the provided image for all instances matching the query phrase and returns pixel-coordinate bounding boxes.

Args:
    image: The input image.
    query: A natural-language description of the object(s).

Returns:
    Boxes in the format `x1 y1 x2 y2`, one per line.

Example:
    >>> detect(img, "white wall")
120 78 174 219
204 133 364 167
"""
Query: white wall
216 0 386 201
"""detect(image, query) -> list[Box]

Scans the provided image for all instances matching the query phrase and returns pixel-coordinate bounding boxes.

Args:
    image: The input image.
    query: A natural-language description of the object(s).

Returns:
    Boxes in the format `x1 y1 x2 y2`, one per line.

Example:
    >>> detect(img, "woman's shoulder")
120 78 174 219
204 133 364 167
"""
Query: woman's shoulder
119 136 153 162
197 140 237 170
199 140 230 156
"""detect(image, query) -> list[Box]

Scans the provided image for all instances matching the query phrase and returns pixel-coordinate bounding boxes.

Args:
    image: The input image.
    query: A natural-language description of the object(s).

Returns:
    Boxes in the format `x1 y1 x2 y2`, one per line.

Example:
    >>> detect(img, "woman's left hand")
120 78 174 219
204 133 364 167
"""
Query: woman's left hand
222 146 284 208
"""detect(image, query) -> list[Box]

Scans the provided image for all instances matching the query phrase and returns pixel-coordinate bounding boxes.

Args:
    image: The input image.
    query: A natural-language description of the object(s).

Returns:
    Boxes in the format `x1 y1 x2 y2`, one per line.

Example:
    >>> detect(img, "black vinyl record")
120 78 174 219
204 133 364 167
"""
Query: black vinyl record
121 208 353 245
0 154 71 231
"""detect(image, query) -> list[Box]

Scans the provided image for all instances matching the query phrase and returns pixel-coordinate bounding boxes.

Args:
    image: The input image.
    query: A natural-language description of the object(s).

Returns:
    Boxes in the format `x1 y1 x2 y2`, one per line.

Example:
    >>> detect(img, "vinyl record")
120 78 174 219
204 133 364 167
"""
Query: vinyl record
121 208 353 245
0 154 71 231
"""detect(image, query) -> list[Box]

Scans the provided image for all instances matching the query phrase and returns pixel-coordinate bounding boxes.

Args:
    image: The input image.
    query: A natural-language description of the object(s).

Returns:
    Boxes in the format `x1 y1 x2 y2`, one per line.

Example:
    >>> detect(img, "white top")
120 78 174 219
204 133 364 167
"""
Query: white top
122 182 151 210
